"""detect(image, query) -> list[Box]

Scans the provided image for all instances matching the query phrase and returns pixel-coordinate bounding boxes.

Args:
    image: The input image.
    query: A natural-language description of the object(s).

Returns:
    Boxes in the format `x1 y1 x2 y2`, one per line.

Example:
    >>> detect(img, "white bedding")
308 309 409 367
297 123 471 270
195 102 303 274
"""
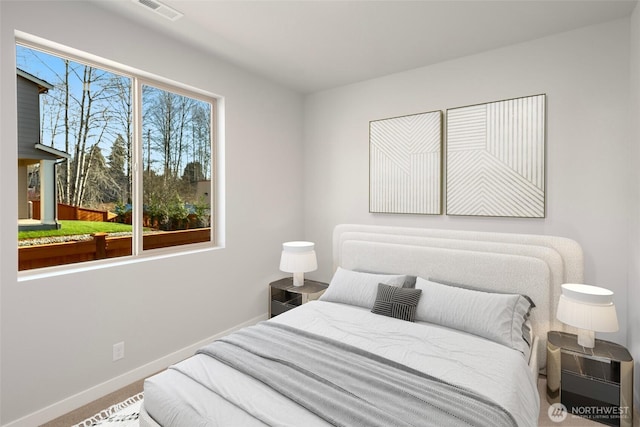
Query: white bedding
144 301 539 427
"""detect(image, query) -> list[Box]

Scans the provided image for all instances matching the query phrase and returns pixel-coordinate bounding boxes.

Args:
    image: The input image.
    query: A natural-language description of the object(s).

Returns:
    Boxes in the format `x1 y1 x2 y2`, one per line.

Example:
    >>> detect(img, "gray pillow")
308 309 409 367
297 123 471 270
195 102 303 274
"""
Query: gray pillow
371 283 422 322
415 277 532 355
319 267 407 309
428 276 535 308
356 270 416 288
427 276 535 350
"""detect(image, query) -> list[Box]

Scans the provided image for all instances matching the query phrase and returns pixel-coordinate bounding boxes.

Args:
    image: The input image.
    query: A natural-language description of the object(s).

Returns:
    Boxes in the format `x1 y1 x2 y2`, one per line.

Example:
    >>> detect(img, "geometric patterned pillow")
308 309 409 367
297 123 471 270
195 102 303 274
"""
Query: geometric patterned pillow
371 283 422 322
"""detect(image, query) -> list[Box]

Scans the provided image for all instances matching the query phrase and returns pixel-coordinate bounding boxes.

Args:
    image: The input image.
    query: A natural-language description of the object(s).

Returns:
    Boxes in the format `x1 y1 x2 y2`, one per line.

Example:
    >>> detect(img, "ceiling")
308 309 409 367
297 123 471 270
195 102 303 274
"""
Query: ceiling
93 0 637 94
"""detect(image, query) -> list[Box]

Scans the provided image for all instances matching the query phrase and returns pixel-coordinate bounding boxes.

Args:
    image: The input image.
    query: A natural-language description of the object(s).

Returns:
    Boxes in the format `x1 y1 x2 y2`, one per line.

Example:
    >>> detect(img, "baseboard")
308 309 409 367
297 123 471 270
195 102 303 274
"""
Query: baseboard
2 313 267 427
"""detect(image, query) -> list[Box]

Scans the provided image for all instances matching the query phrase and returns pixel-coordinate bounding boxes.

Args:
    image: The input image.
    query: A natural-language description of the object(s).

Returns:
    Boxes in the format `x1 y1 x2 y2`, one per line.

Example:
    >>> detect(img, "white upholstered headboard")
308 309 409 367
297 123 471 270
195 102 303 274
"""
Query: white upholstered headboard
332 224 584 370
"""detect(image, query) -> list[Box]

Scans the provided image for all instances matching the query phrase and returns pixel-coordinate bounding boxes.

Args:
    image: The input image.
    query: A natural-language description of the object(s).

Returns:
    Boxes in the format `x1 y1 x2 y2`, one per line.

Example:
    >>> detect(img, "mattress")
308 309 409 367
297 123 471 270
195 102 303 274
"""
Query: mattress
143 300 539 427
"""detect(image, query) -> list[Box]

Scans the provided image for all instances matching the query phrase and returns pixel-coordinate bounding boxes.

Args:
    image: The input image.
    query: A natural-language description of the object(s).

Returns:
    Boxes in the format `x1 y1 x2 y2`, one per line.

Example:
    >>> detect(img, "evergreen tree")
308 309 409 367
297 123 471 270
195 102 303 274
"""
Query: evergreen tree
107 134 128 202
182 161 204 183
80 144 118 207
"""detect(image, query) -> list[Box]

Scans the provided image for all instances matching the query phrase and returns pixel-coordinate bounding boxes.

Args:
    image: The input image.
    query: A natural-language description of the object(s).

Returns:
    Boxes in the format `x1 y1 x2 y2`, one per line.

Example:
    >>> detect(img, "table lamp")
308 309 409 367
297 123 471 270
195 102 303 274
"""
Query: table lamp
556 283 618 348
279 241 317 287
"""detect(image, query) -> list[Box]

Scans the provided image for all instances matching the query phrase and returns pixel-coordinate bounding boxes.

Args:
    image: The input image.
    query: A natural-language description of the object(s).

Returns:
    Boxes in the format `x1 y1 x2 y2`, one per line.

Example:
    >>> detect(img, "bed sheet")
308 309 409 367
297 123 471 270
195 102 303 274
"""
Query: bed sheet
144 301 539 427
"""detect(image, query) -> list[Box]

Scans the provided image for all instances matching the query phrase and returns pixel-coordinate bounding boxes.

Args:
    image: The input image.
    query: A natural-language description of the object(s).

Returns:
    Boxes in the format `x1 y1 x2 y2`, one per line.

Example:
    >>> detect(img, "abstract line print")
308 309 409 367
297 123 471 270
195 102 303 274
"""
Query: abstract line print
370 111 442 214
446 94 546 218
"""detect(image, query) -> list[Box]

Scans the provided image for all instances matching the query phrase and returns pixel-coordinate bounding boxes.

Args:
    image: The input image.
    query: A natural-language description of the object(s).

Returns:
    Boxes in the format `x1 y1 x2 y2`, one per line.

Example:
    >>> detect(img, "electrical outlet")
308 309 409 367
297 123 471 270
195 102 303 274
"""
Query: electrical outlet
113 341 125 361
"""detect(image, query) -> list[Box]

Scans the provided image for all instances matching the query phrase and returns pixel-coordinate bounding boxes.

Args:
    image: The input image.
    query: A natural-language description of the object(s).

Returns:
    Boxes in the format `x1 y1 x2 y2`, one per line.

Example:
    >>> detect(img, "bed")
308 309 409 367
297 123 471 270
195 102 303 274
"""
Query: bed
140 224 583 427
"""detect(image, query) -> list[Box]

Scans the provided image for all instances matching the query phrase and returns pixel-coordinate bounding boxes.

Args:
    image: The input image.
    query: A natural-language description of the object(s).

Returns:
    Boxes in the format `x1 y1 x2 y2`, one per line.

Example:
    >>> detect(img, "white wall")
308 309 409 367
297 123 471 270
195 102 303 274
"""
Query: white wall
303 18 632 351
0 1 303 425
628 3 640 412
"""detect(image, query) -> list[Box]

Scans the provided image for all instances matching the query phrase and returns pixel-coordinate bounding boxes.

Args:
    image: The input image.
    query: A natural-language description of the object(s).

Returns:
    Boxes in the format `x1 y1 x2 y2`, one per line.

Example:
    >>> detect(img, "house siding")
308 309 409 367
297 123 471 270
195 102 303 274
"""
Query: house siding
17 74 57 161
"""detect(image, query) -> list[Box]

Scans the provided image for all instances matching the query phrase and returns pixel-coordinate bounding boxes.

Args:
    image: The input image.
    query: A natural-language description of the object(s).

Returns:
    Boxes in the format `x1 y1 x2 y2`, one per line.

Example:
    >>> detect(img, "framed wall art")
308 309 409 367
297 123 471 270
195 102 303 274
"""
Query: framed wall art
446 94 546 218
369 110 442 215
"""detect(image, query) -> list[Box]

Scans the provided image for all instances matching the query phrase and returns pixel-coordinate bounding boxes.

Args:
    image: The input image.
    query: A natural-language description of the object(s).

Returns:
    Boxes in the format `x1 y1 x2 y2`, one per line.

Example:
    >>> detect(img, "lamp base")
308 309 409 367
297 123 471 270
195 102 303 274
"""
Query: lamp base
577 329 595 348
292 272 304 287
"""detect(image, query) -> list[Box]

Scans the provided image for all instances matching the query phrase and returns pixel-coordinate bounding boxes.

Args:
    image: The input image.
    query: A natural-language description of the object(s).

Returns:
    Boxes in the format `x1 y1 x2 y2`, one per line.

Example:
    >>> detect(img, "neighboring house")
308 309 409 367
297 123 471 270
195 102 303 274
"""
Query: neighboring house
195 179 211 204
17 68 69 231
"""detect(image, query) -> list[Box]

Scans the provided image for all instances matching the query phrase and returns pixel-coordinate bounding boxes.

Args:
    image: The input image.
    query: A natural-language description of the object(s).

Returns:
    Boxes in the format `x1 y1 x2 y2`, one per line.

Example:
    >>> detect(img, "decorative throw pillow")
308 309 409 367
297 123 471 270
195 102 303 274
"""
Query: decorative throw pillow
319 267 408 309
371 283 422 322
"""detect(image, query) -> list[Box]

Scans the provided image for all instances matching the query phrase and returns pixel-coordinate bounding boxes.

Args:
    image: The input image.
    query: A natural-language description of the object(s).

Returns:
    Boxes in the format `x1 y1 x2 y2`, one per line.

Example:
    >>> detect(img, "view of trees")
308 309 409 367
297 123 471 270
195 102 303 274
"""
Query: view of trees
18 45 213 230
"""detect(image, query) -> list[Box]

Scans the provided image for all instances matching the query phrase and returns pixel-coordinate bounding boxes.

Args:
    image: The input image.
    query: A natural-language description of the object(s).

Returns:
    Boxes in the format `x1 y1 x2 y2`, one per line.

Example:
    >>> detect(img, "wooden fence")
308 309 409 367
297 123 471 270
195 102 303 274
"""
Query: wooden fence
18 228 211 271
30 201 114 222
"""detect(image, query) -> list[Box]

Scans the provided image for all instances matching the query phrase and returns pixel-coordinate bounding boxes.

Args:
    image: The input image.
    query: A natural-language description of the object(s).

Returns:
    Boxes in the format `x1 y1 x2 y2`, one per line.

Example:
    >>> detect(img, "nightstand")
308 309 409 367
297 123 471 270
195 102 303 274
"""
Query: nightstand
269 278 328 318
546 331 633 427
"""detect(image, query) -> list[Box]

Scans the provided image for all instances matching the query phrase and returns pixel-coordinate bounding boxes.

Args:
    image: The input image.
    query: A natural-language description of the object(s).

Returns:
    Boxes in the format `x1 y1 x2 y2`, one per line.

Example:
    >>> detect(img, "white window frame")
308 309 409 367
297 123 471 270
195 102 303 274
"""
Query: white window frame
16 31 225 279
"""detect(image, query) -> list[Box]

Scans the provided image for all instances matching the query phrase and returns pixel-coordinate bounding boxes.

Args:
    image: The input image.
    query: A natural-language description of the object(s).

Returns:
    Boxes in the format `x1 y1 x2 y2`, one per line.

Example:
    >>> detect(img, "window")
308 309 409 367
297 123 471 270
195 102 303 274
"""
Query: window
16 38 217 272
140 84 213 250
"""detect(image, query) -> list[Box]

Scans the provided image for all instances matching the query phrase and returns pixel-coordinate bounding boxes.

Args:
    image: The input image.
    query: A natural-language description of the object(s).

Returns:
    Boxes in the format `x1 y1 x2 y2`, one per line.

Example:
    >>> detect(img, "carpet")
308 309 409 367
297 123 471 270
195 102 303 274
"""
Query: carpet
73 393 143 427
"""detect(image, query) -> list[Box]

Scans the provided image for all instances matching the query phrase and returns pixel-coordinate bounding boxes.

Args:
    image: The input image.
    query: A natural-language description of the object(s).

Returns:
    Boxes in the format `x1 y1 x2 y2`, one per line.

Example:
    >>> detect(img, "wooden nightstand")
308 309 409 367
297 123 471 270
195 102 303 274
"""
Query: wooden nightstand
546 331 633 427
269 278 328 318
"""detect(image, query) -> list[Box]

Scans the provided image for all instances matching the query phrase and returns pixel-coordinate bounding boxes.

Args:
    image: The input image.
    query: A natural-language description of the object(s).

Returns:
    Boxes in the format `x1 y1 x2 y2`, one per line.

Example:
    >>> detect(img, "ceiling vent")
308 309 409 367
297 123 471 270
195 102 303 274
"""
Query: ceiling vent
132 0 183 21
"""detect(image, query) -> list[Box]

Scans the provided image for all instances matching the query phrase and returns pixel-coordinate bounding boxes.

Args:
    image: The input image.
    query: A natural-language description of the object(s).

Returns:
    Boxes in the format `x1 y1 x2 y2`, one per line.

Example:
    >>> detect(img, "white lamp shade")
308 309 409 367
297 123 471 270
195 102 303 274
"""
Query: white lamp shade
556 284 619 333
279 241 317 273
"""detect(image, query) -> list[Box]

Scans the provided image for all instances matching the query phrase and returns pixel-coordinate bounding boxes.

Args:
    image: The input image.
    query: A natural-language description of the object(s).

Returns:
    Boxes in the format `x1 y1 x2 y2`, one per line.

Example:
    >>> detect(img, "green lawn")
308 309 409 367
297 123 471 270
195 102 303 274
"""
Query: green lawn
18 220 133 240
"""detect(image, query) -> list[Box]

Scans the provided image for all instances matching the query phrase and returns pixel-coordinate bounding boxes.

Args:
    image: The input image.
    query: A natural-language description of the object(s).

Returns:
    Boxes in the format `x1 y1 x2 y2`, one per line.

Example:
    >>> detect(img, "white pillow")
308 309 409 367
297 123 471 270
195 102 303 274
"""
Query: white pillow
415 277 532 355
319 267 407 309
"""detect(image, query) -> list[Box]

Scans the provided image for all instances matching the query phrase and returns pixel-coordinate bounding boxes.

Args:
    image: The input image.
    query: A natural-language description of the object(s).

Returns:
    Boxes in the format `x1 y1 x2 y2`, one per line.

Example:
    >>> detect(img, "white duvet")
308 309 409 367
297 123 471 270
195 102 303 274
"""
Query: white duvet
143 301 539 427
